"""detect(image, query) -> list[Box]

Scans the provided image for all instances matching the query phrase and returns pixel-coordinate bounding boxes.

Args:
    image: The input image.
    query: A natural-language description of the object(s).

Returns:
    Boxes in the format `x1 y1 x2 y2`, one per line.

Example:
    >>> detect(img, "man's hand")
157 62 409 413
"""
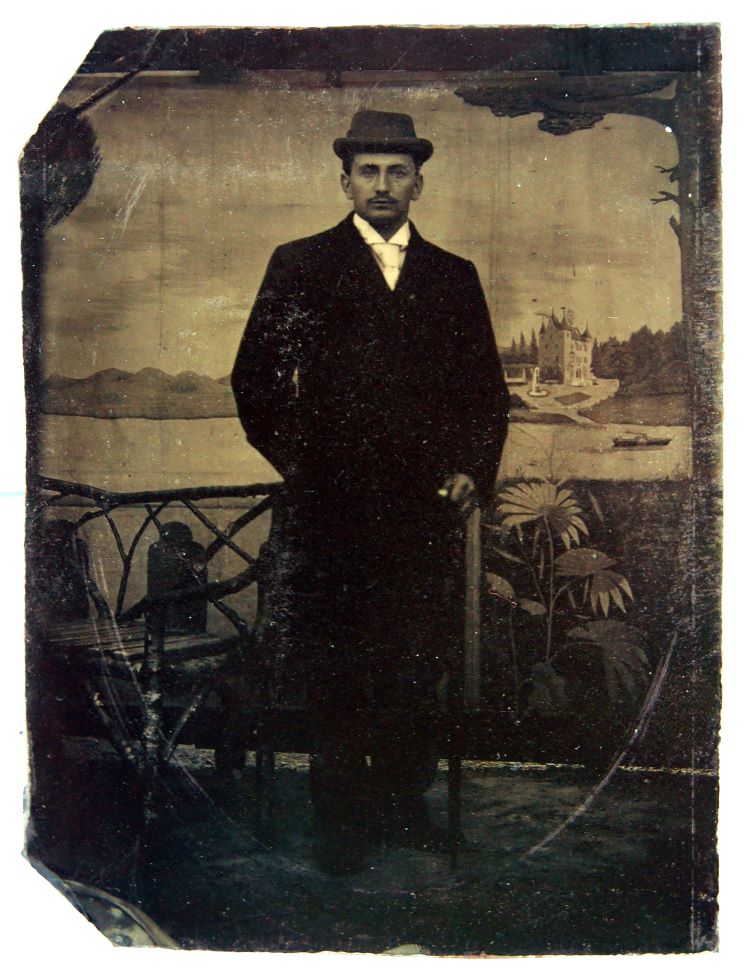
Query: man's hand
438 473 477 518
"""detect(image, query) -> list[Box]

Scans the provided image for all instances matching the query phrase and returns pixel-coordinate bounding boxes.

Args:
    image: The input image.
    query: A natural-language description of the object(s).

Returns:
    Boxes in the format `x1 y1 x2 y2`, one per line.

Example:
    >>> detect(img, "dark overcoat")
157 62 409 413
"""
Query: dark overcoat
232 213 509 732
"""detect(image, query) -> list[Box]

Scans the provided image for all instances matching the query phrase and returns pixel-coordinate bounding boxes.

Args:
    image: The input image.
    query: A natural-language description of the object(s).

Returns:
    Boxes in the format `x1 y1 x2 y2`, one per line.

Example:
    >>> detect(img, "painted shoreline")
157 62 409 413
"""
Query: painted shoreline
39 415 692 493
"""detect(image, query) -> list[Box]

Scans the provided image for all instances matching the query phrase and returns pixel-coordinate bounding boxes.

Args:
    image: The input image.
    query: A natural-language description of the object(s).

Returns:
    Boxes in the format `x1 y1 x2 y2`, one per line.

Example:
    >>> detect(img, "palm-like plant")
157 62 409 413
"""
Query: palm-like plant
487 479 640 716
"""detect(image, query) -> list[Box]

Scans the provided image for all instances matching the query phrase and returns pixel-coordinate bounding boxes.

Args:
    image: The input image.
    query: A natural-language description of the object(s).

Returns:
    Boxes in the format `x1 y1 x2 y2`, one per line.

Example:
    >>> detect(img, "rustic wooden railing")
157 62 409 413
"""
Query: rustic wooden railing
28 476 286 855
33 475 282 617
28 475 481 879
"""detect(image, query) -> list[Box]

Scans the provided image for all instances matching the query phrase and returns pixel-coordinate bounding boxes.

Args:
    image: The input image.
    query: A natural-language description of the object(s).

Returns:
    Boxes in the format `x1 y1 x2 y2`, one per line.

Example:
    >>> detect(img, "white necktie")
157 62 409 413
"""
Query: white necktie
370 242 403 290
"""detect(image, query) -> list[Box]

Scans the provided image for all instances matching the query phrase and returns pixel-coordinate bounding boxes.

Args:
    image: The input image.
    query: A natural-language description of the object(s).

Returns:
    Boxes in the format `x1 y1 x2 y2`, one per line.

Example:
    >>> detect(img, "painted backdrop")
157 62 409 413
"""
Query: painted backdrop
23 27 721 955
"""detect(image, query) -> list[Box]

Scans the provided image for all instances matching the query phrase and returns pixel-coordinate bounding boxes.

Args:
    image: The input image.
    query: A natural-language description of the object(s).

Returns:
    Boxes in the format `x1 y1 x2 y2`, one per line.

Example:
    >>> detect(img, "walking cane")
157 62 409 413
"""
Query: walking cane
447 504 483 867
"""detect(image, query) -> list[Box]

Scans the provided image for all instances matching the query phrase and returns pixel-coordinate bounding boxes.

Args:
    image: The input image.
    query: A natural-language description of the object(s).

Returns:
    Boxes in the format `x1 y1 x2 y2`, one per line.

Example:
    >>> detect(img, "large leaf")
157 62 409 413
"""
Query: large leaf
587 488 605 525
493 548 525 565
555 548 616 577
589 569 633 617
486 573 516 603
568 620 644 645
567 620 649 701
519 599 546 616
496 480 589 543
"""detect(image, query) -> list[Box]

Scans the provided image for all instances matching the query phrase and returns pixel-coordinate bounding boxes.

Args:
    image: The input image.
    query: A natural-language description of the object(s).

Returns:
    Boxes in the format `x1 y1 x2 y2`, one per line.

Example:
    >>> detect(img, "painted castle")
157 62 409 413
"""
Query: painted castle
537 309 594 386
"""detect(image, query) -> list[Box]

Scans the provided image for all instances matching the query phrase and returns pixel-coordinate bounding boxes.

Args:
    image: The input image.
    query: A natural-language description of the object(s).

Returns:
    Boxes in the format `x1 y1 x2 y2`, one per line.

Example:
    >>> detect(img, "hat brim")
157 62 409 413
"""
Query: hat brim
333 136 433 164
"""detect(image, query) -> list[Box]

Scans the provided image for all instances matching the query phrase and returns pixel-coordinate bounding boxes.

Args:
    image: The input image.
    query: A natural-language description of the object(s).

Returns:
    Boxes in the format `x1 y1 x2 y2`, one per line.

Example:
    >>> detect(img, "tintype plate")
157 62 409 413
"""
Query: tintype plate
22 25 721 954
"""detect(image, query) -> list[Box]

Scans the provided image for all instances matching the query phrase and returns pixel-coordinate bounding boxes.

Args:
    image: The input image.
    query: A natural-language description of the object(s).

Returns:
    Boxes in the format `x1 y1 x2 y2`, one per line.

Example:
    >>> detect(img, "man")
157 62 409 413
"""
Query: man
232 110 509 873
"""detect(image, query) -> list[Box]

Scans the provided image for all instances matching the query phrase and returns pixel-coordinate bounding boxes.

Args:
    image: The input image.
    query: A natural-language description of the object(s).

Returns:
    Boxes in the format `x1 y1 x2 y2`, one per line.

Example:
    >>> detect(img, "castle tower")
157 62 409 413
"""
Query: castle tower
537 309 594 386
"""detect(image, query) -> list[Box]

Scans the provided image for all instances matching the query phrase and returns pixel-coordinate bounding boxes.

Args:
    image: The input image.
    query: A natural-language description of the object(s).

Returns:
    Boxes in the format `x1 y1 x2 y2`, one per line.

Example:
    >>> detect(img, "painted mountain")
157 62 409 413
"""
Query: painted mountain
42 368 237 419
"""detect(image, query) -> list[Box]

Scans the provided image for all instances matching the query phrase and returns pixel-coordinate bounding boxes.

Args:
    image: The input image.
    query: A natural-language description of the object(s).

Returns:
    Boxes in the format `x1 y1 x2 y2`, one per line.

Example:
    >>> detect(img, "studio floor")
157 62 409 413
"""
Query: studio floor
27 741 718 955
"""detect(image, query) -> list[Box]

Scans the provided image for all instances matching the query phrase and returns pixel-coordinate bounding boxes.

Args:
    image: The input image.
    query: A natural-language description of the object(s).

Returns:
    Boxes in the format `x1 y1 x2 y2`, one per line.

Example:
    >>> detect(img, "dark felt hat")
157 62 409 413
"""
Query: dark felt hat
333 110 433 165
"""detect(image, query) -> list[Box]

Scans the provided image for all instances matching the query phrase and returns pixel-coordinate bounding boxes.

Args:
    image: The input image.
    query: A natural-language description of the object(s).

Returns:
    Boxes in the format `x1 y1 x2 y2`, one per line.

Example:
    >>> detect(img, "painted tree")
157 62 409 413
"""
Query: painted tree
530 328 539 364
591 337 599 374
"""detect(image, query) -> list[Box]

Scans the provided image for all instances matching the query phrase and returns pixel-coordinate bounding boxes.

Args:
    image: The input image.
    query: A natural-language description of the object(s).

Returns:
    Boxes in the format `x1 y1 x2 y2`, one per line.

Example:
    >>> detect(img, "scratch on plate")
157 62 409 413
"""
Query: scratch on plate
115 170 150 236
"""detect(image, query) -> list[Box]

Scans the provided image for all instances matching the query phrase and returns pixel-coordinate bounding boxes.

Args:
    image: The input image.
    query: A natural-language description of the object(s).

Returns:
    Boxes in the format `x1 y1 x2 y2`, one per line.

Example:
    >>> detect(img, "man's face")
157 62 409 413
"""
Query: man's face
341 153 423 233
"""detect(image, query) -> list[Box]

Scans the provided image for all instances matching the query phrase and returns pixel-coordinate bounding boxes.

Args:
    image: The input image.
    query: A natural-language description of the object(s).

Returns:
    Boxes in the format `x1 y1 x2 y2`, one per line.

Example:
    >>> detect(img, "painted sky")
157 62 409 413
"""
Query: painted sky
43 74 681 379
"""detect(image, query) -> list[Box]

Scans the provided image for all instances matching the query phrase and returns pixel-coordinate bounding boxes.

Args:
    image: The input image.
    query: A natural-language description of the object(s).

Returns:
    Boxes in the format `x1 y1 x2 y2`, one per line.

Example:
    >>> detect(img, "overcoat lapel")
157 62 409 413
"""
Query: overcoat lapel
391 222 429 299
325 214 395 310
323 214 432 313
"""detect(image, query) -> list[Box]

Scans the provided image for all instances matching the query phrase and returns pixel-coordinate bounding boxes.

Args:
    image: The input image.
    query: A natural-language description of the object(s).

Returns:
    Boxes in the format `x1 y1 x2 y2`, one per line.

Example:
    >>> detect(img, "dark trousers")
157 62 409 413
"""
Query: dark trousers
264 490 464 819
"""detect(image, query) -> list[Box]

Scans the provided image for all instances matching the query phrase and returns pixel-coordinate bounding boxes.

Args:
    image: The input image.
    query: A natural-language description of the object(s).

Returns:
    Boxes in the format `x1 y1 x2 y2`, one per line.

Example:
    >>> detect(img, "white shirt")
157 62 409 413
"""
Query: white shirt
352 213 410 291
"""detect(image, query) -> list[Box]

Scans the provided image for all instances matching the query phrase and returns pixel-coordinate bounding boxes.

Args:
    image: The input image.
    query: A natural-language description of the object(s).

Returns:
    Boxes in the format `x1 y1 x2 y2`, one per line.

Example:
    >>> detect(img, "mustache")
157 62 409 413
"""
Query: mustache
369 196 397 203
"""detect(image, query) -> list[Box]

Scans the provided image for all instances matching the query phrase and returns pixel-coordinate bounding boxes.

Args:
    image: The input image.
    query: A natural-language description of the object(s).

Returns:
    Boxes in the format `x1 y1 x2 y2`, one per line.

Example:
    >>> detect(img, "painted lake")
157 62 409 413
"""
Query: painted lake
39 415 692 494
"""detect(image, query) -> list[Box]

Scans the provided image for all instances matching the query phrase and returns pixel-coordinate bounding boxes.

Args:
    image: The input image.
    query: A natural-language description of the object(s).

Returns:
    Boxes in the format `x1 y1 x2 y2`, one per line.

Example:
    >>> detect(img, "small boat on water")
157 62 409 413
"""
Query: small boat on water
612 431 672 448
